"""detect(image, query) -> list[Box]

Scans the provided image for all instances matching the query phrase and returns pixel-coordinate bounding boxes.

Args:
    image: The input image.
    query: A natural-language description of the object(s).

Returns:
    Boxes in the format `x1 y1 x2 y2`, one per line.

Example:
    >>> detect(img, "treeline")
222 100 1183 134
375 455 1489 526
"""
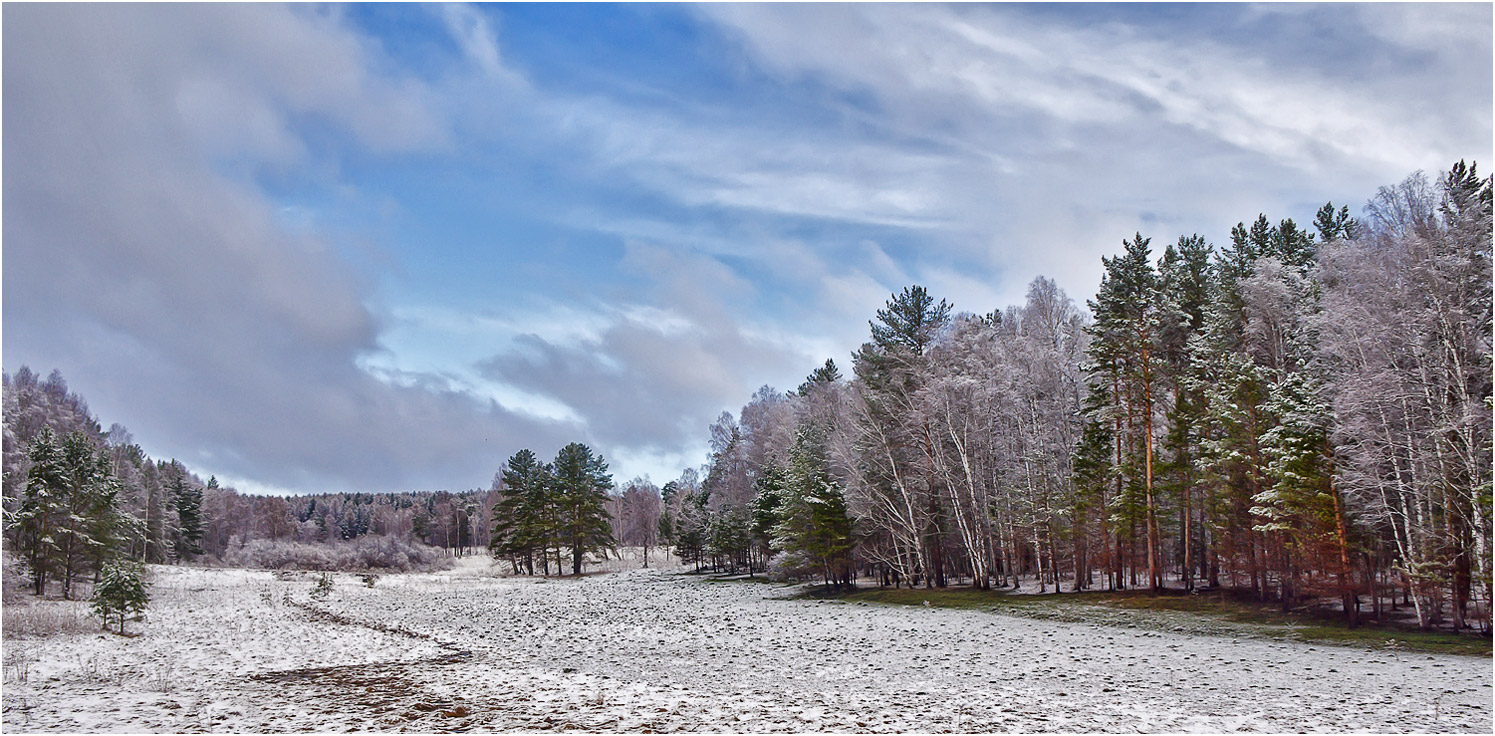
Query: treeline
3 368 214 596
668 162 1491 633
2 369 663 586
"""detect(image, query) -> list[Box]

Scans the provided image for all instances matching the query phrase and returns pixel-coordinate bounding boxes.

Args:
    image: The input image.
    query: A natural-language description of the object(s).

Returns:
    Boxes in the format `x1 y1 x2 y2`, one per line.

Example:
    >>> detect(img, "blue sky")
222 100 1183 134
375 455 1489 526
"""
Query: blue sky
4 3 1491 495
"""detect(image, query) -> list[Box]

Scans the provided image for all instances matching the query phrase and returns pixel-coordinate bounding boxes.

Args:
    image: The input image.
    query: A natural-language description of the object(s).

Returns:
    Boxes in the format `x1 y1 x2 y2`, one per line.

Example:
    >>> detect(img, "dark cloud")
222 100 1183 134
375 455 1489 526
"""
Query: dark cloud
2 4 575 493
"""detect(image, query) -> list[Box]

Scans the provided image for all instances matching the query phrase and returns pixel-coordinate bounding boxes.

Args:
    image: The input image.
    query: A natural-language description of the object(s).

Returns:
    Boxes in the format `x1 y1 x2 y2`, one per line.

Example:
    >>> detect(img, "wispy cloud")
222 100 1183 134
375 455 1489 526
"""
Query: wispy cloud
5 3 1487 494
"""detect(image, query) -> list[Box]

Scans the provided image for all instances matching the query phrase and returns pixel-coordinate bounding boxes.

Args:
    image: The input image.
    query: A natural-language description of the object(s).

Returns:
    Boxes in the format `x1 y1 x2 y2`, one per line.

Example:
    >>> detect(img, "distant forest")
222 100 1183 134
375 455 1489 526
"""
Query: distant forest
1 368 662 582
3 162 1488 635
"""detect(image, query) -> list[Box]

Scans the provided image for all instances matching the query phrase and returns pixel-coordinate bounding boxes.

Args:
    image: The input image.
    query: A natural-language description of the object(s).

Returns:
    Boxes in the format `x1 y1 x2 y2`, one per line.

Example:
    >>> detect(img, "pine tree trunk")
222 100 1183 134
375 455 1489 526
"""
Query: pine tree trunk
1141 347 1160 593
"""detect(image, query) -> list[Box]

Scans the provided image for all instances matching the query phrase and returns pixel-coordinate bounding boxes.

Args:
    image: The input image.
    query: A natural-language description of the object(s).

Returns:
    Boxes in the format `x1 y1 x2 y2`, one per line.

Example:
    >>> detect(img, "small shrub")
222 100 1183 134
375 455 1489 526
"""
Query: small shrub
310 572 334 600
4 646 33 684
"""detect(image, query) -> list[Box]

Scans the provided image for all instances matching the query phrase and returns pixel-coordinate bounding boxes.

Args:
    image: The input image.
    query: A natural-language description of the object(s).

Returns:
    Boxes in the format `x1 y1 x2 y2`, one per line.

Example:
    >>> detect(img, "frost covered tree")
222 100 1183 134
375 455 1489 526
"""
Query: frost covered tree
91 557 149 635
11 427 68 595
8 428 128 598
1315 163 1492 630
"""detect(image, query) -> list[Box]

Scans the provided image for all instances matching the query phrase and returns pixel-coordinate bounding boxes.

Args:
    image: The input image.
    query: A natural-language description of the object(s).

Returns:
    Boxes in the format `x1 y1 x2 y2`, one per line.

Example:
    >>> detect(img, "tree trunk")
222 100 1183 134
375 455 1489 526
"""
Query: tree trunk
1141 347 1160 593
1329 472 1358 627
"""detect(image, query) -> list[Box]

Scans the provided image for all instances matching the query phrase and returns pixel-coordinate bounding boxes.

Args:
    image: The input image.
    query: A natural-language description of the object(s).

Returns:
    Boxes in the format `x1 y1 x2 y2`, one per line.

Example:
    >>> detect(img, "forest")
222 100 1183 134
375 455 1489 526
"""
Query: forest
658 162 1492 634
3 162 1489 636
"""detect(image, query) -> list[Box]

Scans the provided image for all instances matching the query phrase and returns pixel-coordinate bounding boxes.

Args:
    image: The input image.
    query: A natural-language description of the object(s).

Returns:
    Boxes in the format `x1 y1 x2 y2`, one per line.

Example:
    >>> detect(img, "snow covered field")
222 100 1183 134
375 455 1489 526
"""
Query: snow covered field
3 560 1490 733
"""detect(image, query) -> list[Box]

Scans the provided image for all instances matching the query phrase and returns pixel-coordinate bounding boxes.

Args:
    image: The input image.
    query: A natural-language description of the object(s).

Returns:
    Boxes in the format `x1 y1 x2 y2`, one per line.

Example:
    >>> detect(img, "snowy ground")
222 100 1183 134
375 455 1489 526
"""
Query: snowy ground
3 559 1490 733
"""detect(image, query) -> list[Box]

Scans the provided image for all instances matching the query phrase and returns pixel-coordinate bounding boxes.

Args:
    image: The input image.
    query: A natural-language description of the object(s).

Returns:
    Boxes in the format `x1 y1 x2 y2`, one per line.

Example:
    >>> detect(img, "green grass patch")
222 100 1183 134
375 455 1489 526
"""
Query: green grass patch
700 573 781 585
796 584 1491 657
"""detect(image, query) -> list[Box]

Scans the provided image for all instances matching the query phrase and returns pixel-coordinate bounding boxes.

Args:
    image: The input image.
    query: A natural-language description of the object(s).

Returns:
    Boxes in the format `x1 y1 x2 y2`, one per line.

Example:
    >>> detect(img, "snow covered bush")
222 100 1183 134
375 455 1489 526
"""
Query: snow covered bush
220 536 452 573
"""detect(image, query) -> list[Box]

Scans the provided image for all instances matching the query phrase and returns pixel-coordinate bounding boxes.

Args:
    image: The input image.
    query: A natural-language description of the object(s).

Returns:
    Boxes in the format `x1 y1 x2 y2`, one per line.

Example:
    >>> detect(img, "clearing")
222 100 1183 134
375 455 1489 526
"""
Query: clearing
3 559 1490 732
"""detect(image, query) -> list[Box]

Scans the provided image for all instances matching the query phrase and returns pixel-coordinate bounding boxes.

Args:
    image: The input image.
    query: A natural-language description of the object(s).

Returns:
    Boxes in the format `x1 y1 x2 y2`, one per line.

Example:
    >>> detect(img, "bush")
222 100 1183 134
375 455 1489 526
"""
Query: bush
220 536 452 573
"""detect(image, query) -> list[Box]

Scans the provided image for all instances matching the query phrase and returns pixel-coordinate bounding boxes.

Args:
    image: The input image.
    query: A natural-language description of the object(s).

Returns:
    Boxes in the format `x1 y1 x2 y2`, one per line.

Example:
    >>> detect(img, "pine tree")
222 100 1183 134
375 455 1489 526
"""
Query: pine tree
797 359 842 395
1086 233 1164 591
776 424 854 587
12 428 68 595
1313 202 1356 242
491 449 546 573
751 463 789 560
1156 235 1214 591
17 430 129 599
168 463 203 561
91 558 149 635
1255 371 1351 616
870 285 952 357
854 284 954 587
551 442 616 575
1071 417 1115 590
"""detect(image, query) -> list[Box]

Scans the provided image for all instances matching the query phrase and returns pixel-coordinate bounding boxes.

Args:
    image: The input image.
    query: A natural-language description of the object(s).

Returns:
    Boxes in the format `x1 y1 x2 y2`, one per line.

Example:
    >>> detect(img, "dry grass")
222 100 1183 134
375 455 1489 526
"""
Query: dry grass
2 597 95 639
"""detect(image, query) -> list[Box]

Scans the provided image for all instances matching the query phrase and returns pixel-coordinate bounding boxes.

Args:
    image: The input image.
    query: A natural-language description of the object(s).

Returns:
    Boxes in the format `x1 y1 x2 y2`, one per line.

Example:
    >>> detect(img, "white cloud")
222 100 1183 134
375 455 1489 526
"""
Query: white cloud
438 2 523 85
2 4 569 494
8 2 1487 496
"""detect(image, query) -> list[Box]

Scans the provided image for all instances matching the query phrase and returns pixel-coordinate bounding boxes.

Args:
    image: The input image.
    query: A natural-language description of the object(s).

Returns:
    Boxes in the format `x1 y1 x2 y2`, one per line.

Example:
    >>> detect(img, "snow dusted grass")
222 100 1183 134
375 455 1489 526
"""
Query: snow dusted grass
3 597 93 638
2 558 1490 733
809 585 1494 656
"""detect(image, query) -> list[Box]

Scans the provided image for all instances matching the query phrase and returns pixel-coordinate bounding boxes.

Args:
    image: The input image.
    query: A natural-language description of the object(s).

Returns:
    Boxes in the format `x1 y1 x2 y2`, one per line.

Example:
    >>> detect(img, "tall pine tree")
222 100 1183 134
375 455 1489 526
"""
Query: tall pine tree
552 442 616 575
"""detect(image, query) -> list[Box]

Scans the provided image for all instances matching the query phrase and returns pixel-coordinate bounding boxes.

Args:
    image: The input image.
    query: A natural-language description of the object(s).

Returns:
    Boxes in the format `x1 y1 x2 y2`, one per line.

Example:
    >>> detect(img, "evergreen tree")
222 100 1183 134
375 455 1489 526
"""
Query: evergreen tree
1156 235 1214 590
1086 233 1164 591
1070 417 1115 590
11 427 68 595
551 442 616 575
8 429 130 599
853 284 954 588
168 463 203 561
491 449 548 573
1313 202 1356 242
776 424 854 586
750 462 789 559
1255 371 1353 616
797 359 842 395
91 557 149 635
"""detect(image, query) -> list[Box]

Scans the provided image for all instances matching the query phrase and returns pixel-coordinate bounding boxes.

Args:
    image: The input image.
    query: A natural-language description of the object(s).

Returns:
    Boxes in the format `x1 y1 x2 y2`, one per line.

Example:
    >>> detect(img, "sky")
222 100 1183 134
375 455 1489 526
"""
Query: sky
3 2 1491 496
